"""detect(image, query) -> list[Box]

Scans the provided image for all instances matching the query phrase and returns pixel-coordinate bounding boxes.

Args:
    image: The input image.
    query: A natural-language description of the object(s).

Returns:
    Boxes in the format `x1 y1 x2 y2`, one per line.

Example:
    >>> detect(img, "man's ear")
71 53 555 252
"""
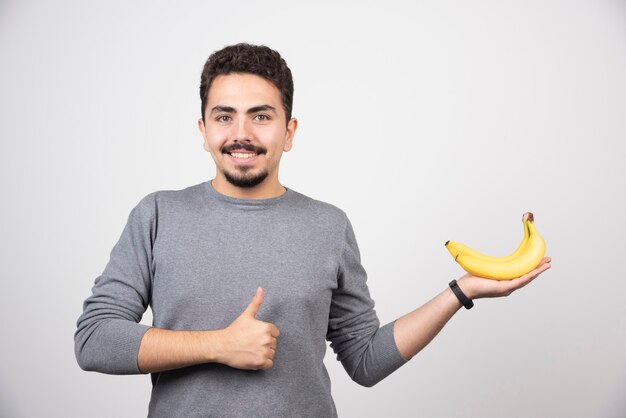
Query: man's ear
198 118 210 152
198 118 206 135
283 117 298 152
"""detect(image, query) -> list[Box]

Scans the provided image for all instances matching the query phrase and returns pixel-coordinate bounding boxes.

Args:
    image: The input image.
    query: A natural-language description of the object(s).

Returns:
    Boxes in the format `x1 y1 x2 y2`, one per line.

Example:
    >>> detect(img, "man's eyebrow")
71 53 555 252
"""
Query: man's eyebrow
210 104 278 115
210 105 235 114
247 105 277 114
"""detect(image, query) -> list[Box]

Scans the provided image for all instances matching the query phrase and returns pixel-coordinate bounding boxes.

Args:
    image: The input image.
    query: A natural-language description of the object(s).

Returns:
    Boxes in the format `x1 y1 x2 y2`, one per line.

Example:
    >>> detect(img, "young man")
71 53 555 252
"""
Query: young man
75 43 551 417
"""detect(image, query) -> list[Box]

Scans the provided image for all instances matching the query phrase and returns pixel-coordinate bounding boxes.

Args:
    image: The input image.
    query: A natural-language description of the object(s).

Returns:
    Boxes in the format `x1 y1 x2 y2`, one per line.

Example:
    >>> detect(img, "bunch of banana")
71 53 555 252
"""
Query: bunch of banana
445 212 546 280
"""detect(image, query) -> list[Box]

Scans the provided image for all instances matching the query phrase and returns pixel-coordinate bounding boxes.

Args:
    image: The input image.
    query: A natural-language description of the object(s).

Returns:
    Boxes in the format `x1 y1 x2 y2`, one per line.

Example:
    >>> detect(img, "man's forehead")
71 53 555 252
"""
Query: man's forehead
206 73 284 115
208 73 281 100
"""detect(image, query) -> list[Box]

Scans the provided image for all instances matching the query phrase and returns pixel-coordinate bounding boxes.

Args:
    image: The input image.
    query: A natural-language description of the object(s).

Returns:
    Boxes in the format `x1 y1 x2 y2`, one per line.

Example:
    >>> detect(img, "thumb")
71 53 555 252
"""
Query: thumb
243 287 264 318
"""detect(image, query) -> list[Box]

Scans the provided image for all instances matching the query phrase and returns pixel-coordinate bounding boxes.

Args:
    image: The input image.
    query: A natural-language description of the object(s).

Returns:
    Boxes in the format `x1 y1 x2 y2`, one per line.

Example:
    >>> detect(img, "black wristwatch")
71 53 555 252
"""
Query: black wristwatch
449 279 474 310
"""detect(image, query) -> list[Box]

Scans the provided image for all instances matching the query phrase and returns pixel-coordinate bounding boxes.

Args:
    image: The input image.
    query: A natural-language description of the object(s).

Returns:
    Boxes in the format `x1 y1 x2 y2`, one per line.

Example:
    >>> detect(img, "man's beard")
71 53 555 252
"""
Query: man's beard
223 167 269 188
220 142 269 188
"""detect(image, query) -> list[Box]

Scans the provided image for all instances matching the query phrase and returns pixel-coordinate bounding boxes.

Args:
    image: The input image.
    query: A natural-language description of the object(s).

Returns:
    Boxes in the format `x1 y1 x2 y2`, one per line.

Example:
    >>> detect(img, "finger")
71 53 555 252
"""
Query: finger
538 257 551 267
533 260 551 275
519 258 551 281
263 359 274 370
267 346 276 358
507 275 533 292
526 258 550 273
513 261 550 287
269 324 280 338
243 287 264 318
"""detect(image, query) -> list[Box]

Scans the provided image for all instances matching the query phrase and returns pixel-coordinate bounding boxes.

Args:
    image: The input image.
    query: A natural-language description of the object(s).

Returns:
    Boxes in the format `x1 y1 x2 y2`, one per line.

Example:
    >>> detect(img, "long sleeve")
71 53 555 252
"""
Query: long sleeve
326 218 407 387
74 194 156 374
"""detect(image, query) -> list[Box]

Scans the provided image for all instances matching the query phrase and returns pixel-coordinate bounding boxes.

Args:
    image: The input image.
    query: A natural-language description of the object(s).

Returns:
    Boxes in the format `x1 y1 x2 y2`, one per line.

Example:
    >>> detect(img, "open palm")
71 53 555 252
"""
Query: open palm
457 257 552 300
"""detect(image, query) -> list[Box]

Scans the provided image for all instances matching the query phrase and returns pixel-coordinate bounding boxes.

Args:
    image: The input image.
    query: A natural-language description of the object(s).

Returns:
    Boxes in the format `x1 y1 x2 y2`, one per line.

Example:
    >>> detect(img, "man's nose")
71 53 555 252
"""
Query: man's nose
232 118 252 141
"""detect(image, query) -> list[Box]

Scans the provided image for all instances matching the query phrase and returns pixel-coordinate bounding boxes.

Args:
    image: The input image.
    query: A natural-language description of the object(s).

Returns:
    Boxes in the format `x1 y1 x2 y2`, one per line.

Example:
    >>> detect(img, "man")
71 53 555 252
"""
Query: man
75 43 551 417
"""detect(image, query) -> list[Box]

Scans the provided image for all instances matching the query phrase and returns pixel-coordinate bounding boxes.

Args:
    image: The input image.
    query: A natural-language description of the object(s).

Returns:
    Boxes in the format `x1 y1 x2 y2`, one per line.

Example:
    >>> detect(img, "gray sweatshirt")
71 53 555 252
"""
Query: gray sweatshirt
75 181 407 417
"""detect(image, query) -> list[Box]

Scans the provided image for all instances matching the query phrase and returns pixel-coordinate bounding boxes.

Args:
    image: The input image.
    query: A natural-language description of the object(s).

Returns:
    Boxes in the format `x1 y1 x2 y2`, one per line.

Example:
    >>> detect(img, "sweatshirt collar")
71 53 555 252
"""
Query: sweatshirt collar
205 180 292 208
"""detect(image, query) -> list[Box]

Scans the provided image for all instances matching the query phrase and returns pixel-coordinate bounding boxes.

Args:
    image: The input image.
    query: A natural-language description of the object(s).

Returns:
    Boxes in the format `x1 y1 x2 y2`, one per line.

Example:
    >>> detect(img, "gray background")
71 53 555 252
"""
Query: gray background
1 0 625 417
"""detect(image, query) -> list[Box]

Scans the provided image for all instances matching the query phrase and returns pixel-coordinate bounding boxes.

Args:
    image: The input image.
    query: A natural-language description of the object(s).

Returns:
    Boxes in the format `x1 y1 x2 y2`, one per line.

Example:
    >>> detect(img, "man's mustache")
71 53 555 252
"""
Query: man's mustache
221 143 267 155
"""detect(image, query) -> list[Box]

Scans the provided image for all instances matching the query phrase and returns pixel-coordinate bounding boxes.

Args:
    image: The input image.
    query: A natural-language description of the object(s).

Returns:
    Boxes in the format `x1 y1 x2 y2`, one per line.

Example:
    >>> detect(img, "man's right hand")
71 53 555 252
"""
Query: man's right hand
216 287 280 370
137 287 280 374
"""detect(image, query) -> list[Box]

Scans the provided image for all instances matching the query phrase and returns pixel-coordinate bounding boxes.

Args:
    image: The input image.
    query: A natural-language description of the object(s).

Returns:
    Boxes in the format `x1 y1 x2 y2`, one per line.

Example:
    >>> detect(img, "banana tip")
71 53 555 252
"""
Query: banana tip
445 240 450 247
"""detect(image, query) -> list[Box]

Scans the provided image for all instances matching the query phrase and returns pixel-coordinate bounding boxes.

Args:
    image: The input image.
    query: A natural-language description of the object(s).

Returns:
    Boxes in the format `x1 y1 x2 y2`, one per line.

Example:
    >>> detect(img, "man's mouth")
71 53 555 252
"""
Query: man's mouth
230 152 257 159
221 143 266 159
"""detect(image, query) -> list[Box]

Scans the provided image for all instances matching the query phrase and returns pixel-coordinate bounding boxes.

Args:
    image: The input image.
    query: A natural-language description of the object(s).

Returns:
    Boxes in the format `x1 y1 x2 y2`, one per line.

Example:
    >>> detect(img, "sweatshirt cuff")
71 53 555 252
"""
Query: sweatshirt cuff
377 320 409 369
95 320 151 374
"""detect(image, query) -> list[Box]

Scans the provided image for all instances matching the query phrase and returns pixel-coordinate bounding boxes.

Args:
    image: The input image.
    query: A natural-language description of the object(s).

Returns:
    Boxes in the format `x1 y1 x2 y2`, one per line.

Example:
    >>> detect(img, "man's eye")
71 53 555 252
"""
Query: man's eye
216 115 231 122
254 114 270 121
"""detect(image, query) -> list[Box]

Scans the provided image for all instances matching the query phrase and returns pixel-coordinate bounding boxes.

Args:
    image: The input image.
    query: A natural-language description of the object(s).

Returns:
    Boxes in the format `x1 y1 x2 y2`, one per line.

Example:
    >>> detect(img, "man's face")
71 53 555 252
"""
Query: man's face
198 73 297 193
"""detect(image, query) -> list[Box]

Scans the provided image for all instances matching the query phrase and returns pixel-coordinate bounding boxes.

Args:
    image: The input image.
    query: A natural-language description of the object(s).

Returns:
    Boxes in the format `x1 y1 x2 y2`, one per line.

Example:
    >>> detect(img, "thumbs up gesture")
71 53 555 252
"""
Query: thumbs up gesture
217 287 280 370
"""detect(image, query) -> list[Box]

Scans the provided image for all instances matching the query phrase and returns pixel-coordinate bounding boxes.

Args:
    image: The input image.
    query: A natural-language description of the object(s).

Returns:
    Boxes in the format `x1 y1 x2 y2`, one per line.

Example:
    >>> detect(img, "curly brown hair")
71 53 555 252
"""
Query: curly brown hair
199 43 294 124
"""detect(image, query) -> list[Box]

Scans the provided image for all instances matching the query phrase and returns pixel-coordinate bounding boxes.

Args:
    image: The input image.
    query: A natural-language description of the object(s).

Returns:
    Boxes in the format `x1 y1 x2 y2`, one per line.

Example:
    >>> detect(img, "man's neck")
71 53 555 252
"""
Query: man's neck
211 177 287 200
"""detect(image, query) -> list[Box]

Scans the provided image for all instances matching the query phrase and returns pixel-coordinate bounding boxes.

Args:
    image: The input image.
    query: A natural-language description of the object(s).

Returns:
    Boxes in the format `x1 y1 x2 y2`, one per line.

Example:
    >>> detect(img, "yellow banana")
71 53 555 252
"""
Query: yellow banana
445 212 546 280
445 212 531 262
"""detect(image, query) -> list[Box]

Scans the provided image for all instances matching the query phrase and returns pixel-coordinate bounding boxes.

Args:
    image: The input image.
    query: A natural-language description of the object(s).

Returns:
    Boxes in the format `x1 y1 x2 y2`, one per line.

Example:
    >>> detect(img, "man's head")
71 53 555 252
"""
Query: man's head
199 43 294 124
197 44 298 197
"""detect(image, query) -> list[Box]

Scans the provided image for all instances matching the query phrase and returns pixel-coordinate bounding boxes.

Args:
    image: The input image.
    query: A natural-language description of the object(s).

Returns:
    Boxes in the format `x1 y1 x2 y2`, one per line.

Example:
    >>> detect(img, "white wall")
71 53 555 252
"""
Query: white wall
1 0 625 417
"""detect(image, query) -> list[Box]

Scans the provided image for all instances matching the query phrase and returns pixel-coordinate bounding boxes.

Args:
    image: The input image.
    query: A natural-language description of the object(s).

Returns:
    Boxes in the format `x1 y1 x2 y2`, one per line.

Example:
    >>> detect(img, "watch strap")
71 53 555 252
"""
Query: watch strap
449 279 474 310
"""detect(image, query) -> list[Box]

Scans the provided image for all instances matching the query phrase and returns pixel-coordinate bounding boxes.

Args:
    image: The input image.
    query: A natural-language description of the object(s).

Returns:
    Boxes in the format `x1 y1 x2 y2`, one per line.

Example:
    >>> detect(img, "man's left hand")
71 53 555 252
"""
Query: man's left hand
457 257 552 300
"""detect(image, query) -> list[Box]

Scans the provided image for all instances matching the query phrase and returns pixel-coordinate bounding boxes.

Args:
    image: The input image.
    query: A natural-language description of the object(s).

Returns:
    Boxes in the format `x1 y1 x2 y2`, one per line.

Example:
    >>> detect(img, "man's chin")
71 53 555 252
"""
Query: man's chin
223 170 269 188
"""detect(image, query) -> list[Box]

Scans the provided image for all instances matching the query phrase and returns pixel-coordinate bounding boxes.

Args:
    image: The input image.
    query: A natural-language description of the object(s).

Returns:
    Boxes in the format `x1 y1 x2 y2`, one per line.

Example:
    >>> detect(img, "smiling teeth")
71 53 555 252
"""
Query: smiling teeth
231 152 256 159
